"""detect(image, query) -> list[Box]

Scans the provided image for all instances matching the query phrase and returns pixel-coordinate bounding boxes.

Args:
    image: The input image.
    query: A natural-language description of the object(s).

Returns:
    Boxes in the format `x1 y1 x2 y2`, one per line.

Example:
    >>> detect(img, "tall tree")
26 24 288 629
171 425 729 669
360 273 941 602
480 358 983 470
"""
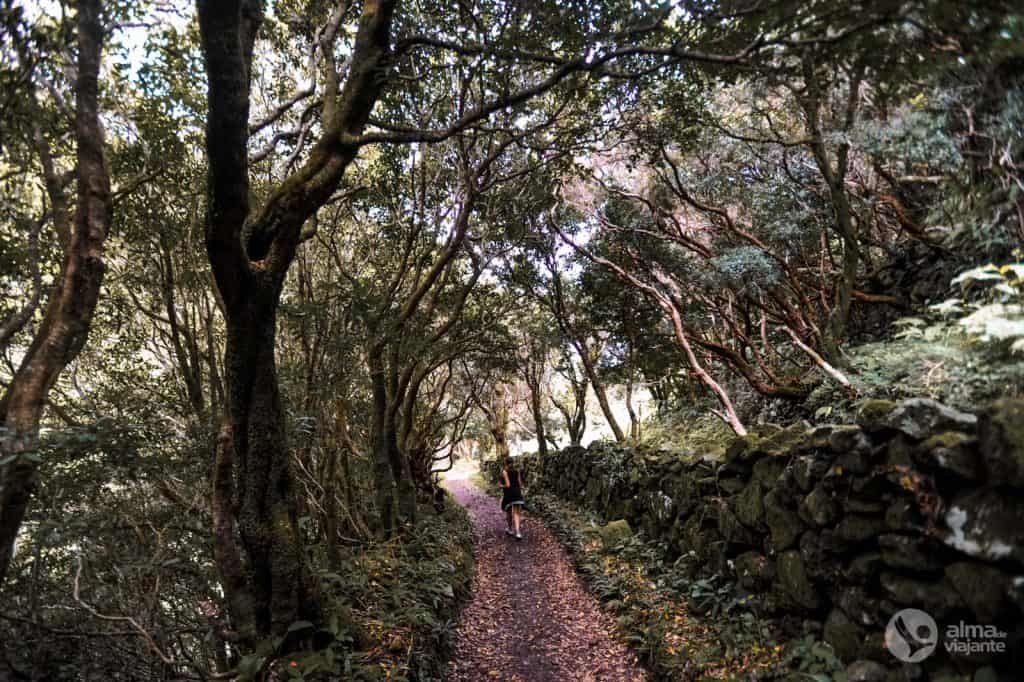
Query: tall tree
0 0 111 584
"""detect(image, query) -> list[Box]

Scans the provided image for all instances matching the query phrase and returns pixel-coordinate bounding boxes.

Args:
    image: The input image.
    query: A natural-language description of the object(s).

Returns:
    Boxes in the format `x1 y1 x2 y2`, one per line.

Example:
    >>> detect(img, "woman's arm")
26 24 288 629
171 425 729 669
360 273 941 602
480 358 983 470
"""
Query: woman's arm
501 469 510 488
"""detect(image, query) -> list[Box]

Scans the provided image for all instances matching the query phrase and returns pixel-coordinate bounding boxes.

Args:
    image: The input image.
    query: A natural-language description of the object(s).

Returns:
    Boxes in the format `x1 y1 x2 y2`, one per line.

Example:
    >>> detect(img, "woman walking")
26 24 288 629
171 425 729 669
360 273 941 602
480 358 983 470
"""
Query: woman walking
500 455 525 539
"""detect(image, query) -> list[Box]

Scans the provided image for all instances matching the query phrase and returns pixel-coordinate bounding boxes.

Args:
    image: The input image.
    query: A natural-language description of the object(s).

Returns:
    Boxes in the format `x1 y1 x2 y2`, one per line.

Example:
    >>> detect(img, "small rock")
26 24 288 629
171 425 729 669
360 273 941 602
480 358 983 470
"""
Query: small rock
943 488 1024 564
734 550 774 590
793 454 831 491
845 552 884 584
878 534 944 572
776 550 820 610
836 515 887 543
978 398 1024 487
845 659 888 682
734 480 765 528
766 490 805 551
825 608 864 660
597 519 633 549
800 485 840 527
751 455 787 489
879 572 963 617
915 431 980 481
830 425 872 455
885 499 924 531
945 561 1013 622
856 399 899 433
885 398 978 439
838 586 885 627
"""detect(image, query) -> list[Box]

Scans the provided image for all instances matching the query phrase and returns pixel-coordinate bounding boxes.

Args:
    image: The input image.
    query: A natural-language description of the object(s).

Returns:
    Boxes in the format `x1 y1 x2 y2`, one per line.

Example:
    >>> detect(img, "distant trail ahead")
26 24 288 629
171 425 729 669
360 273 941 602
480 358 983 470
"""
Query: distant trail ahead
444 477 646 682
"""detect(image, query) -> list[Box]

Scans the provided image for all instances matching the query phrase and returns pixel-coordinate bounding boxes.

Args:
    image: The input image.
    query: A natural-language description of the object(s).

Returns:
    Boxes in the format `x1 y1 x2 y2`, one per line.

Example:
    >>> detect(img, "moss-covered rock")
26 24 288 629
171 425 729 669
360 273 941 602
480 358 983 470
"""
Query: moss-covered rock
734 550 774 590
734 479 766 529
844 552 884 585
835 515 887 544
751 455 788 489
598 519 633 549
825 607 864 660
945 561 1014 622
792 454 832 492
837 585 886 628
829 425 872 454
725 434 760 462
776 550 820 610
766 489 805 551
718 501 758 548
886 433 916 467
879 572 963 617
884 398 978 439
856 399 899 432
915 431 980 480
978 399 1024 486
800 485 840 527
878 534 943 572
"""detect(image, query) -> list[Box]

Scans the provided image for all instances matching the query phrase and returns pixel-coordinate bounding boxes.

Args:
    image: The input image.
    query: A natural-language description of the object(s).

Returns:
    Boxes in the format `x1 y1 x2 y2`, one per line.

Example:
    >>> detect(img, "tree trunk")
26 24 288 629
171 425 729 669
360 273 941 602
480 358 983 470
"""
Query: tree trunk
213 277 323 646
0 0 111 586
369 352 396 535
625 372 640 440
577 345 625 442
197 0 398 649
385 396 417 527
823 181 858 365
529 383 548 457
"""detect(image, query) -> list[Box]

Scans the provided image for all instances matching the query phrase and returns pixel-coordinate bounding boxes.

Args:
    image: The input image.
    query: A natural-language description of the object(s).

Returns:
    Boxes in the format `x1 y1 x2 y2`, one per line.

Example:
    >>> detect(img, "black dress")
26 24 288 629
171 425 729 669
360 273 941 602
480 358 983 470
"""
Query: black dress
501 468 525 511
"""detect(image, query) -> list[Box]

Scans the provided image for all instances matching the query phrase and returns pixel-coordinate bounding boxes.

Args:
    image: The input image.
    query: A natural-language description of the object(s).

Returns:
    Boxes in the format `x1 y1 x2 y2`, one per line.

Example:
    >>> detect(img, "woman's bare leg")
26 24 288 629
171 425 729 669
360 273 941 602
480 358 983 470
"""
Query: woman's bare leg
512 505 522 535
506 508 513 531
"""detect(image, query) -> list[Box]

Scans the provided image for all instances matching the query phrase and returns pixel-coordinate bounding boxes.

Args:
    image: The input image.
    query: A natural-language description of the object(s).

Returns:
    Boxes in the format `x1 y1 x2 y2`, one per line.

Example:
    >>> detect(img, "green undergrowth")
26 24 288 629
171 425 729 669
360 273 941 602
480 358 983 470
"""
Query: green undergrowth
805 330 1024 423
640 412 736 460
265 501 473 681
529 491 787 681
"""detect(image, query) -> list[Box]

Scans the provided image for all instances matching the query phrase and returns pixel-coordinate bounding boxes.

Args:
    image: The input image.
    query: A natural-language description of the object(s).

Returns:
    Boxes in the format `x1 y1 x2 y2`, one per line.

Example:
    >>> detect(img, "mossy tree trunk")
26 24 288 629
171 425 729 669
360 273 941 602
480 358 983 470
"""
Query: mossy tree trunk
196 0 397 647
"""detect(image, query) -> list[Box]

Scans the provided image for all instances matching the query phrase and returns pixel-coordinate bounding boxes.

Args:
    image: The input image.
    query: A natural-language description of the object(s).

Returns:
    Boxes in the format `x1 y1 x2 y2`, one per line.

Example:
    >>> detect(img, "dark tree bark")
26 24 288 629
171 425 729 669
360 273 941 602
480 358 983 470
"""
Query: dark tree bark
0 0 112 586
528 383 549 457
196 0 397 646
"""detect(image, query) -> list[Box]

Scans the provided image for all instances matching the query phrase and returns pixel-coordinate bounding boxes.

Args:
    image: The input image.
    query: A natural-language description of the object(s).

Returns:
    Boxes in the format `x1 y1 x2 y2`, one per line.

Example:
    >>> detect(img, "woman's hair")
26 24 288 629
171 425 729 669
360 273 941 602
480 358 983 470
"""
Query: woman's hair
503 454 514 471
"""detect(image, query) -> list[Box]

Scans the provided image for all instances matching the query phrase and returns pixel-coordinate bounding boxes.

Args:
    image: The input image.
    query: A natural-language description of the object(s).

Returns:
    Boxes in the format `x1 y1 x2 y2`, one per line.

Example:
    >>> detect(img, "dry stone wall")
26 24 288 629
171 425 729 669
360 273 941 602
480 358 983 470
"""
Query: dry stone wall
493 398 1024 679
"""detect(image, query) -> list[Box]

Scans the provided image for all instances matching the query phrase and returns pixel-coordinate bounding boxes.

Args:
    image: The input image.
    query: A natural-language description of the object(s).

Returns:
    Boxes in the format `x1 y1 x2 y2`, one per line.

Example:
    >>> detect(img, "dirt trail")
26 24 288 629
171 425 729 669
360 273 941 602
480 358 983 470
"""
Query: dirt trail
445 477 646 682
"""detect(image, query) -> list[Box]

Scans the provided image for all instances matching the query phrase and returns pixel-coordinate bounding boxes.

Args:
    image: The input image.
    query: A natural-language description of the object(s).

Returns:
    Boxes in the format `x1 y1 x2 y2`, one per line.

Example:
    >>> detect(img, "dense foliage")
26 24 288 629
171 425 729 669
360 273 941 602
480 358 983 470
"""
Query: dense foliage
0 0 1021 678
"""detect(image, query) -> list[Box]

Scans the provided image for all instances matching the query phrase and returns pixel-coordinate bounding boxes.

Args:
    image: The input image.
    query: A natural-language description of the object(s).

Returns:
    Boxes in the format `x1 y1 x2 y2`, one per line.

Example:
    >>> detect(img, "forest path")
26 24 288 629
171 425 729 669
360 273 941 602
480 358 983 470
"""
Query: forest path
444 476 646 682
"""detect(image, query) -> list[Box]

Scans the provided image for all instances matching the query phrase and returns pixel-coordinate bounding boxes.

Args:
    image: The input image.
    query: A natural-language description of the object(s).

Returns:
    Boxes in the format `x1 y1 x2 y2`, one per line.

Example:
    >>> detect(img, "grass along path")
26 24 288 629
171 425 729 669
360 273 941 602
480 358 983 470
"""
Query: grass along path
443 474 646 682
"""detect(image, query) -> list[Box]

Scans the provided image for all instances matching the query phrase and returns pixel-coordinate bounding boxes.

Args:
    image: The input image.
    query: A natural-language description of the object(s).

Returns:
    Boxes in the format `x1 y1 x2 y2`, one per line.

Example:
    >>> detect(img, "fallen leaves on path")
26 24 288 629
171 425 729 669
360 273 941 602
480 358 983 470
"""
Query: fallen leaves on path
445 479 647 682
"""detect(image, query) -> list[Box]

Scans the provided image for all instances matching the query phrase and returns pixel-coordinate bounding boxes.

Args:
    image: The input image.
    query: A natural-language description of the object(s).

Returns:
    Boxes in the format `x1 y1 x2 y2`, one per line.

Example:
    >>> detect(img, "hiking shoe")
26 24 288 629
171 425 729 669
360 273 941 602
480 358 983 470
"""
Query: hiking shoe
505 529 514 537
515 531 522 539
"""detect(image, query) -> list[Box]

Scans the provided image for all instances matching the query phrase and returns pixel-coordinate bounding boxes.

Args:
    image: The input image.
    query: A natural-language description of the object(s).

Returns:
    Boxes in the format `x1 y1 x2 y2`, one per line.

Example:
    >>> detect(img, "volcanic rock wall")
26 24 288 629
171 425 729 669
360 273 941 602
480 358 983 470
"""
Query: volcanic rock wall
493 398 1024 679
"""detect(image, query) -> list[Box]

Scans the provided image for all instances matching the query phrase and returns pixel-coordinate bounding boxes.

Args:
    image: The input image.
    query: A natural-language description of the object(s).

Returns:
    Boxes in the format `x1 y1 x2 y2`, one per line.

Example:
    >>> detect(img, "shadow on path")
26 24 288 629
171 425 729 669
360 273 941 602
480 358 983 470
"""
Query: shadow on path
445 477 646 682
